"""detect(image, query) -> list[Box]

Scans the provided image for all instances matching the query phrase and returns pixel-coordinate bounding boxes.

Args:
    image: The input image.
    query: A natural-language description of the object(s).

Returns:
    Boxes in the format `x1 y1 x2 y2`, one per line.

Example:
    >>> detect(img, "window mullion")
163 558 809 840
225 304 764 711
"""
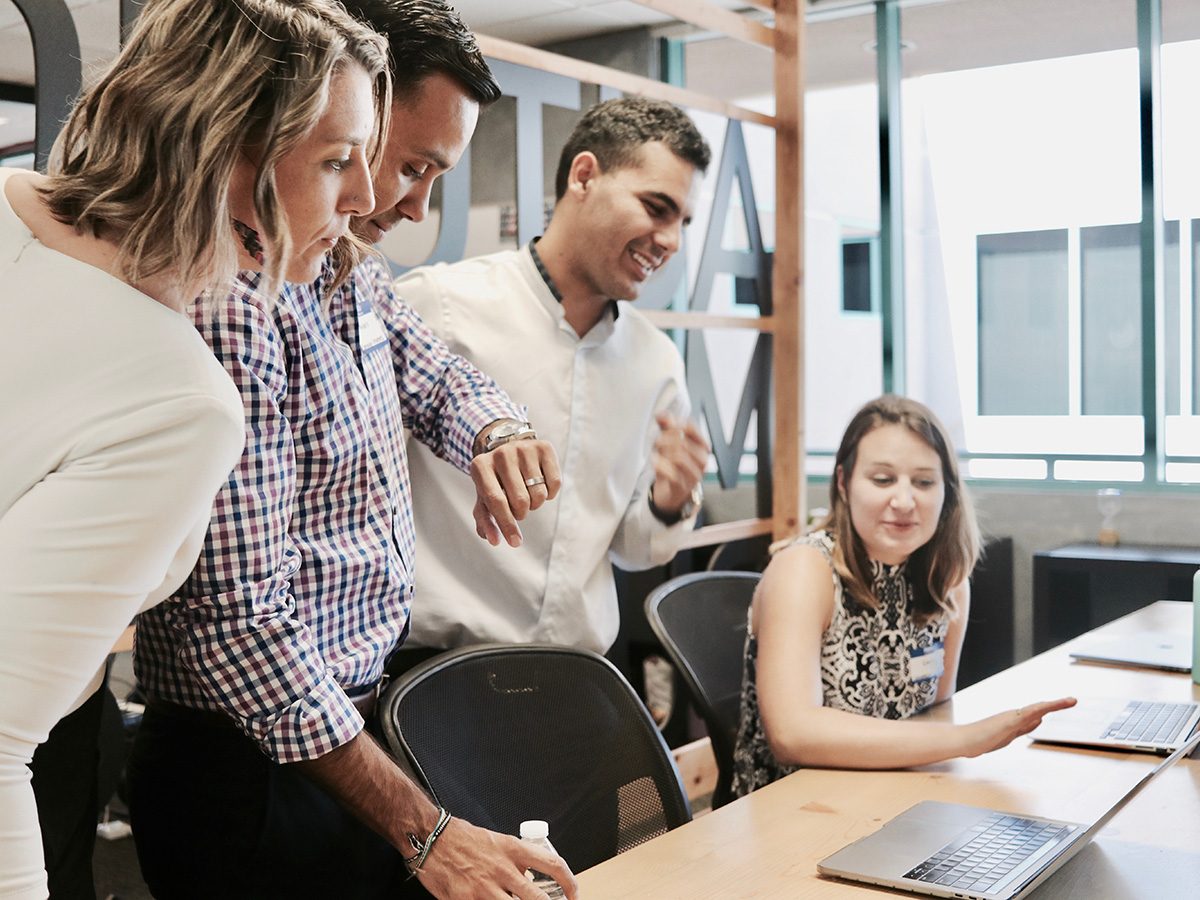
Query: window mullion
1180 218 1193 419
1068 227 1082 416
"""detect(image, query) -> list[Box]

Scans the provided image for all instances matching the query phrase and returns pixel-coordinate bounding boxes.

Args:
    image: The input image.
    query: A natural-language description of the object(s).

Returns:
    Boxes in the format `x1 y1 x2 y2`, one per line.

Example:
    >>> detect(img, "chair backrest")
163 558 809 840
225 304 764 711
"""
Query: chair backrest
644 571 760 809
704 534 771 574
377 644 691 873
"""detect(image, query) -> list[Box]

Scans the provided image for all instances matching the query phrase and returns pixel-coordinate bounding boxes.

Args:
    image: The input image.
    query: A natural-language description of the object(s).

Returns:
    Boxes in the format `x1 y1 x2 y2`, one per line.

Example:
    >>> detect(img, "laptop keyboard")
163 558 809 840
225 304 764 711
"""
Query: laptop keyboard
1104 701 1193 744
904 814 1071 895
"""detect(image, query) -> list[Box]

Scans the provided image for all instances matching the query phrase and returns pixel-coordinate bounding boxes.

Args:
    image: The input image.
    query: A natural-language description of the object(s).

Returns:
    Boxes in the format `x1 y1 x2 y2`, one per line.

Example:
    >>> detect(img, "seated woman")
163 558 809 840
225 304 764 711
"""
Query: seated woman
732 395 1074 797
0 1 389 896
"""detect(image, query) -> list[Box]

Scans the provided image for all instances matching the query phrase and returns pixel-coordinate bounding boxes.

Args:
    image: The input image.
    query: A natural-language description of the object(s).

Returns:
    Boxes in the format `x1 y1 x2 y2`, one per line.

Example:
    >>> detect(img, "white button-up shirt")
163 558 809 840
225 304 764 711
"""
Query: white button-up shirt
397 244 696 653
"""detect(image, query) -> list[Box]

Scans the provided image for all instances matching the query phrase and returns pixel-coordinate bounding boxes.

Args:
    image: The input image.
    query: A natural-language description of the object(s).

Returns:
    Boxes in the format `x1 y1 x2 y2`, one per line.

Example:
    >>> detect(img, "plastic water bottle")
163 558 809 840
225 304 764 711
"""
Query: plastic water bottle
520 820 566 899
1192 570 1200 686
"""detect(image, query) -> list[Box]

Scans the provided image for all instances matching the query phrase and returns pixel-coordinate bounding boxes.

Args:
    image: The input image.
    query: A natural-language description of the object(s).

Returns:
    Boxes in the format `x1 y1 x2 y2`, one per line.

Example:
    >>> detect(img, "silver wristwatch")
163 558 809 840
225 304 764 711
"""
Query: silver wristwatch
479 420 537 455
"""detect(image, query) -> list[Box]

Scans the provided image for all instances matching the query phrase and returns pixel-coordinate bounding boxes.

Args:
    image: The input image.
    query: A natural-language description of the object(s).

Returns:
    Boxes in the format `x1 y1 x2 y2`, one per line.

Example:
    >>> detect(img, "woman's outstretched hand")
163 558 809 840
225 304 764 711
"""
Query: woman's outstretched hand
963 697 1078 757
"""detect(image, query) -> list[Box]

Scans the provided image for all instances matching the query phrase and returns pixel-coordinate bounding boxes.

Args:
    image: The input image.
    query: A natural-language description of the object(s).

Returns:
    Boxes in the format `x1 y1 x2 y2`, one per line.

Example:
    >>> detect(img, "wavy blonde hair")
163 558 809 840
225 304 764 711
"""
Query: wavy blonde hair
41 0 391 300
821 394 981 622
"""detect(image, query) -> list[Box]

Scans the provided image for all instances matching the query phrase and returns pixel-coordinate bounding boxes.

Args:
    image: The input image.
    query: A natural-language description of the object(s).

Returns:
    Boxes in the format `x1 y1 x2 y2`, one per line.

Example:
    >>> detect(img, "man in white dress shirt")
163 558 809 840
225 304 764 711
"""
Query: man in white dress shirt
395 98 712 658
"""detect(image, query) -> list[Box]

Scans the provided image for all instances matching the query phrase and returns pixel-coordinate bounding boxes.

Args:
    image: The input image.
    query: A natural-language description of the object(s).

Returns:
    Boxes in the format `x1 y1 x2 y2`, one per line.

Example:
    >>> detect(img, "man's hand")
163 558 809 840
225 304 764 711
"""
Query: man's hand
470 437 561 548
649 412 709 516
416 817 578 899
290 731 577 900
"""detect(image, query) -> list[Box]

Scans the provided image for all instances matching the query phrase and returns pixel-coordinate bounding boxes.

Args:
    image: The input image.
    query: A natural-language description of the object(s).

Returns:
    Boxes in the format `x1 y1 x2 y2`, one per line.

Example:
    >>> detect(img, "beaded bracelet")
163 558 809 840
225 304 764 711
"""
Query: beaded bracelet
403 806 453 877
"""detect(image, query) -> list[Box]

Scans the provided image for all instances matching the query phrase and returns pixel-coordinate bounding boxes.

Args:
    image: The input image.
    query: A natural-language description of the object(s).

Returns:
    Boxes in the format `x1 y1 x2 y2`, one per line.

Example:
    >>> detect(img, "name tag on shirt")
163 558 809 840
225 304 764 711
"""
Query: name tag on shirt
357 305 389 353
909 642 945 683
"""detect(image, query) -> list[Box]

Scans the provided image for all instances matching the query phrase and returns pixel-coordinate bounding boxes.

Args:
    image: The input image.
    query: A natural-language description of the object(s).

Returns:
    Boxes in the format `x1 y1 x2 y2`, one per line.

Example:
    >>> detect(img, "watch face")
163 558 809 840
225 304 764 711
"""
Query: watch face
483 421 534 454
491 422 522 440
681 485 702 518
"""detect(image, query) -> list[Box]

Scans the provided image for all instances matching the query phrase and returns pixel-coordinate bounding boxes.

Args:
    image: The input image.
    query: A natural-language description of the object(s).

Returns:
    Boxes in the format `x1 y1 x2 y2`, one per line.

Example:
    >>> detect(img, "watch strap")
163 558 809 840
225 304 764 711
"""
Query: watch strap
479 420 537 455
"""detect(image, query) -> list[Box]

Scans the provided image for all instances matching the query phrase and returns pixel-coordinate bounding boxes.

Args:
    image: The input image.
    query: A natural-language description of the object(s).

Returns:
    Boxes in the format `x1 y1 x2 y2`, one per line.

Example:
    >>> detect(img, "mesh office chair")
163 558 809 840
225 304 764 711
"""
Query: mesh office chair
644 571 761 809
377 644 691 873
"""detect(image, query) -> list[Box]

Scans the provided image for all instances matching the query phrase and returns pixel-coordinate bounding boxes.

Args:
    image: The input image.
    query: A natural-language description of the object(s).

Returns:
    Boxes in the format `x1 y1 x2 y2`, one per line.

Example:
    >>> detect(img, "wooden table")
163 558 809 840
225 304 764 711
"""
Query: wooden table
577 601 1200 898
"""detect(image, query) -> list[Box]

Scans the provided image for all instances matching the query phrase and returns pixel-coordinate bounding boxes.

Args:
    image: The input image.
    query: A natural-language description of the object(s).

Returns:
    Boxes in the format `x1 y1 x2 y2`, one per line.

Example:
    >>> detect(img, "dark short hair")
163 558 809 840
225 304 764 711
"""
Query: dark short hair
553 97 712 201
339 0 500 105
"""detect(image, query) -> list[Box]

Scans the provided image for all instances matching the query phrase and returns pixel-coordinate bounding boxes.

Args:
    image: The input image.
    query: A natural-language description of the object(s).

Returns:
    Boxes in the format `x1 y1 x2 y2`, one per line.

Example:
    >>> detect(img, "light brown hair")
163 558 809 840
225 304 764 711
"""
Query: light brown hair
41 0 391 299
822 394 980 621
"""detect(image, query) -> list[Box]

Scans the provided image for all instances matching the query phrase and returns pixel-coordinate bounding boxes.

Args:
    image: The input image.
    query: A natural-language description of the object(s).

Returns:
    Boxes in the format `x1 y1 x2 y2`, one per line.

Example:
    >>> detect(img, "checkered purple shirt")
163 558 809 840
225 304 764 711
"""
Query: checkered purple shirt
133 256 522 763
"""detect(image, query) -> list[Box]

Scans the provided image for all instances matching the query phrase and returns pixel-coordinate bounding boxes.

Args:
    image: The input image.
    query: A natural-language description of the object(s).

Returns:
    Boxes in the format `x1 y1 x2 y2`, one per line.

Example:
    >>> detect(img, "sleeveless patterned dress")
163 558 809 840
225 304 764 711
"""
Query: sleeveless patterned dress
730 530 950 798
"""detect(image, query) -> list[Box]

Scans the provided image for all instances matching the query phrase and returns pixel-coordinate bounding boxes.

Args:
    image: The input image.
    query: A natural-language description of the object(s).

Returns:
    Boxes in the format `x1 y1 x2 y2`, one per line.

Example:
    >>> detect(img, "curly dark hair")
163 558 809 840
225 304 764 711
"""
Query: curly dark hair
339 0 500 105
553 97 711 200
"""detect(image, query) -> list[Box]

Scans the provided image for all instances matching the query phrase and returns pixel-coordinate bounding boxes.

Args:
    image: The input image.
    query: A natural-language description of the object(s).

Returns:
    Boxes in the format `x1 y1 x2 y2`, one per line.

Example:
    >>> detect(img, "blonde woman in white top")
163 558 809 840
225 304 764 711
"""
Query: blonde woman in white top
0 2 391 897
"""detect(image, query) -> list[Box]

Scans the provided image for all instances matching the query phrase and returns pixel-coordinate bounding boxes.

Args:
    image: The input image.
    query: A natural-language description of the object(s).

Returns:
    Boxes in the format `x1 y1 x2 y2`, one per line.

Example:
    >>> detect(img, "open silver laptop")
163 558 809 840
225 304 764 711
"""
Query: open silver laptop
817 729 1200 900
1029 697 1200 754
1068 632 1191 673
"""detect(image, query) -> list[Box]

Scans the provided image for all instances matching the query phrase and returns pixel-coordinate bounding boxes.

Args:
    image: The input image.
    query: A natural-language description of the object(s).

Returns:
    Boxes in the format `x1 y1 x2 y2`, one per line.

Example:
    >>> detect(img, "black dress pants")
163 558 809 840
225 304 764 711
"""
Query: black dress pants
127 703 431 899
30 686 104 900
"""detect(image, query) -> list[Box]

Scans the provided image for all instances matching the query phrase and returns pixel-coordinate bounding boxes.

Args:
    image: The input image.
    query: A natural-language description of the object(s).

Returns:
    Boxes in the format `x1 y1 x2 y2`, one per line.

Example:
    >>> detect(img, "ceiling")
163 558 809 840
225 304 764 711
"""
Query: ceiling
686 0 1200 101
2 0 1199 140
0 0 751 88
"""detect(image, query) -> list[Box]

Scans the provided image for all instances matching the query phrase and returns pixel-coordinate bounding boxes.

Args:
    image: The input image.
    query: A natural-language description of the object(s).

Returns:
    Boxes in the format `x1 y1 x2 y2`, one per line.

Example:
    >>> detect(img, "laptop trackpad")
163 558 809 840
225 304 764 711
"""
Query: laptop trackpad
1030 698 1126 742
819 801 995 876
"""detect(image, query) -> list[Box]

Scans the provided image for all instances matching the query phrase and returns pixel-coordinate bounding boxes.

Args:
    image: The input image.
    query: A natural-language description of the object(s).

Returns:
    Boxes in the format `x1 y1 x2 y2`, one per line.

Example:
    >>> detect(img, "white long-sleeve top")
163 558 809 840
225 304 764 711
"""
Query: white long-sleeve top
397 244 696 655
0 168 245 900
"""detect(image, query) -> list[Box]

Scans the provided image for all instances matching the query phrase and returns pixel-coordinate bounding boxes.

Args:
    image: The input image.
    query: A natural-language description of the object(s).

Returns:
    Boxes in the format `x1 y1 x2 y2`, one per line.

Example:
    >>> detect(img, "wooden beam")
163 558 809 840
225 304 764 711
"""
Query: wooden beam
635 0 774 48
640 311 774 331
476 33 776 129
771 0 806 543
677 517 774 550
739 0 777 12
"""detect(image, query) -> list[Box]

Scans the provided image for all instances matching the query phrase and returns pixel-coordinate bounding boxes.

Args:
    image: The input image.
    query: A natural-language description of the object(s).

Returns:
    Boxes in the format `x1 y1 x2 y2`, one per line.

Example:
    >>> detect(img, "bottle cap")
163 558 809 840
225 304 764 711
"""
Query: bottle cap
520 820 549 840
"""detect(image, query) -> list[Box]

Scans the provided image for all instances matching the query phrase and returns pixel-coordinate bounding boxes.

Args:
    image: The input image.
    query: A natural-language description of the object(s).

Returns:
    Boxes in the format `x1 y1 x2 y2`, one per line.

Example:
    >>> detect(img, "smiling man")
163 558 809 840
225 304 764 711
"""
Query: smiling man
128 3 574 899
394 98 713 662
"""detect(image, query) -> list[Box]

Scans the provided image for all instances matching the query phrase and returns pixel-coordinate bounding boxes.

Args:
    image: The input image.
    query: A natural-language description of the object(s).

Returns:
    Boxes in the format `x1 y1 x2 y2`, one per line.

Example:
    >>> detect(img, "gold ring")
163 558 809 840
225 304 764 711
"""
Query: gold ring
525 476 546 487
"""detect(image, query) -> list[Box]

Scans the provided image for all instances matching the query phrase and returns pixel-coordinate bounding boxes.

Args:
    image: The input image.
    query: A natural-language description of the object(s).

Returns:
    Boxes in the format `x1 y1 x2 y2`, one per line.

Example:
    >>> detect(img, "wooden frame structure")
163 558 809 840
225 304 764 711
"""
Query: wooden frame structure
478 0 806 550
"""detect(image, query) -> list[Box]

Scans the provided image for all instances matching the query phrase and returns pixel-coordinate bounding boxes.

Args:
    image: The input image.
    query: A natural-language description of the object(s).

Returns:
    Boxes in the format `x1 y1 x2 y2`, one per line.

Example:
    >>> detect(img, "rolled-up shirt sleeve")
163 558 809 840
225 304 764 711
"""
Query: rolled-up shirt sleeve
148 292 363 764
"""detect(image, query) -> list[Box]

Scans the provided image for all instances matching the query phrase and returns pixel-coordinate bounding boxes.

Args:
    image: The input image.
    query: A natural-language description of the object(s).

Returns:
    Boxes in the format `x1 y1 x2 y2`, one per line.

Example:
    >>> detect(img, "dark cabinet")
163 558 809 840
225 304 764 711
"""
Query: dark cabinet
1032 543 1200 653
959 537 1014 689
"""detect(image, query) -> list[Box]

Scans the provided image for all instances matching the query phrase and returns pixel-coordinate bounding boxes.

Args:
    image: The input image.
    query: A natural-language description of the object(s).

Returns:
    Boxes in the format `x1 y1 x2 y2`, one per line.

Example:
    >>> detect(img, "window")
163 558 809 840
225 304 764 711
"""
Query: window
841 238 877 313
683 14 883 467
977 230 1068 416
1162 27 1200 479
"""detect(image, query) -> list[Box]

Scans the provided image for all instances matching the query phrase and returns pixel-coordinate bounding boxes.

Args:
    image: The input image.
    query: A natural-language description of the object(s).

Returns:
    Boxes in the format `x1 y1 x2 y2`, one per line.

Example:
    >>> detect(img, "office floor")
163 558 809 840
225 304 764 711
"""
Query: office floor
93 653 150 899
94 820 151 900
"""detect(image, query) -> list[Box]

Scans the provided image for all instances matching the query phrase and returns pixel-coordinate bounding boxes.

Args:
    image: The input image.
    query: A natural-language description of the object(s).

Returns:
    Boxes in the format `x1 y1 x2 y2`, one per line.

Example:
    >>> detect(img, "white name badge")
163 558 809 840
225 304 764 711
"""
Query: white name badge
909 642 945 683
358 306 389 353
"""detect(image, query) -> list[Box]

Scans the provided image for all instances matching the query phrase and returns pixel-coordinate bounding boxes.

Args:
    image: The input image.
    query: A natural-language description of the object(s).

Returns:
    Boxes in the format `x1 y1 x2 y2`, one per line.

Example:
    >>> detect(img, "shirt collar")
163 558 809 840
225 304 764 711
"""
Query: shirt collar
870 557 909 581
528 237 620 322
